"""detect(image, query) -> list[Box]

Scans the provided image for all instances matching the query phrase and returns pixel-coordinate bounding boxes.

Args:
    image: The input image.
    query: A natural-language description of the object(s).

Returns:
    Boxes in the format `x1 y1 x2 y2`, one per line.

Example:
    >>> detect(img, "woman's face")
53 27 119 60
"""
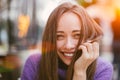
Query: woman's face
57 12 81 65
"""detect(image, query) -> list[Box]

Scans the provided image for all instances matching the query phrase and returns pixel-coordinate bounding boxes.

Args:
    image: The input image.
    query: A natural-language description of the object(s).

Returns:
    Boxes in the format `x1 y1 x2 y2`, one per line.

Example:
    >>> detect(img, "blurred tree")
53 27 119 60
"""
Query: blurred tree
27 0 39 49
0 0 8 45
111 8 120 80
15 0 40 50
6 0 15 53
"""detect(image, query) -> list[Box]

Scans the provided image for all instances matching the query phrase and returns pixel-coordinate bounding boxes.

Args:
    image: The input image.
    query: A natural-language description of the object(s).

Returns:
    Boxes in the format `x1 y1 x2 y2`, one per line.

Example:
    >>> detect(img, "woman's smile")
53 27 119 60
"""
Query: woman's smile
60 51 74 58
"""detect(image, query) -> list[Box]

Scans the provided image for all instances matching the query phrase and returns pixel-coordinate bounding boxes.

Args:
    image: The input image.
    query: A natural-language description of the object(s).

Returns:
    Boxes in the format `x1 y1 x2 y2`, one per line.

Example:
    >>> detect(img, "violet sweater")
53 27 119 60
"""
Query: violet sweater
21 54 113 80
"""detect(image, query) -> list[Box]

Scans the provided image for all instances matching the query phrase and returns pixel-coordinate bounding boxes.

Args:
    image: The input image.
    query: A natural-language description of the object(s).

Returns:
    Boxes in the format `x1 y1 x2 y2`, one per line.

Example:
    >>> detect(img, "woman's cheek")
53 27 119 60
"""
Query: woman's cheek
57 40 65 49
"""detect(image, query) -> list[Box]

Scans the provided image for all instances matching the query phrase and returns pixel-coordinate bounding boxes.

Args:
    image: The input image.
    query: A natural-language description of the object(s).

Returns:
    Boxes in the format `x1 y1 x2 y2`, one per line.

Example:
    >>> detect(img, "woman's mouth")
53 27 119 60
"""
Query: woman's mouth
60 51 74 59
57 51 75 65
64 53 74 57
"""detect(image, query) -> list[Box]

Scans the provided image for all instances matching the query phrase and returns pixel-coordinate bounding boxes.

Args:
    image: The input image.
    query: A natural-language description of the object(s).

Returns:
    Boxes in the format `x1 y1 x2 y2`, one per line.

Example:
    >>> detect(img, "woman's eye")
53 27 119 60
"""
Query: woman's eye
57 35 64 40
74 34 80 39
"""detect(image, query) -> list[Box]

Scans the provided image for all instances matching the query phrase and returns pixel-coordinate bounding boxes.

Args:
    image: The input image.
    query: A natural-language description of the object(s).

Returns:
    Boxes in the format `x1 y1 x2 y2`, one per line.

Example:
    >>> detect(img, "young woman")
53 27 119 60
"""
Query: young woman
21 2 113 80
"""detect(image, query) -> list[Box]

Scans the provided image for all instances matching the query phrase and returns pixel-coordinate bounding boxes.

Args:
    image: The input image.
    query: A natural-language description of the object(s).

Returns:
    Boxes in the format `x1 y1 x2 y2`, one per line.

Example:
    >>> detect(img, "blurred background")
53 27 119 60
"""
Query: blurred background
0 0 120 80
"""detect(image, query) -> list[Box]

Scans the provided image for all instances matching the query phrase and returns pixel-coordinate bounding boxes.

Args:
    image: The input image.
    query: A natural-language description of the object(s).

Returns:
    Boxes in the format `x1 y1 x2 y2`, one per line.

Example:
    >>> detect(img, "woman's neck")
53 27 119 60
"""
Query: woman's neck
58 57 68 70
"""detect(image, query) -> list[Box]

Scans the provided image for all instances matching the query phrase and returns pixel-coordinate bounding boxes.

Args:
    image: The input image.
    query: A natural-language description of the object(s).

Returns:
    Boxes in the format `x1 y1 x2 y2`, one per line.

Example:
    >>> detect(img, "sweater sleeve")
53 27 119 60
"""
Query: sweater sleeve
94 57 113 80
21 54 40 80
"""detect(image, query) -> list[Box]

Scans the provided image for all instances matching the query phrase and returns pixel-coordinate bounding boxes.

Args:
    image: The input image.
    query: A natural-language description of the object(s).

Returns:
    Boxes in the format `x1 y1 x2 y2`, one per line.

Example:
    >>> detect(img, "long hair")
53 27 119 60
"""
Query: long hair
37 2 103 80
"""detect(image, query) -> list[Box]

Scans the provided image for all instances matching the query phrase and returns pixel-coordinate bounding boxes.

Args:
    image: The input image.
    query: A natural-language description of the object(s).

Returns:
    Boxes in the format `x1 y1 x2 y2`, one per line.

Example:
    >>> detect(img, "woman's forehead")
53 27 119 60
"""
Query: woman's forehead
57 12 81 29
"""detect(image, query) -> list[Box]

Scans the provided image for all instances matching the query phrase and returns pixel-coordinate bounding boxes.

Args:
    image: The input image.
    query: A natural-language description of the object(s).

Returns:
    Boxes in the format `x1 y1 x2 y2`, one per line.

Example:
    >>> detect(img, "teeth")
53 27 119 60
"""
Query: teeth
64 53 74 57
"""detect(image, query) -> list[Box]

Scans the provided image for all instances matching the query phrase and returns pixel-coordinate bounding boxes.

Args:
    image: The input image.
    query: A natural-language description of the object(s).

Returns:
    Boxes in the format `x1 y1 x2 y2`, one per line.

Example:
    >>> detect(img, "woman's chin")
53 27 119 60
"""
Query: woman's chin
62 59 72 65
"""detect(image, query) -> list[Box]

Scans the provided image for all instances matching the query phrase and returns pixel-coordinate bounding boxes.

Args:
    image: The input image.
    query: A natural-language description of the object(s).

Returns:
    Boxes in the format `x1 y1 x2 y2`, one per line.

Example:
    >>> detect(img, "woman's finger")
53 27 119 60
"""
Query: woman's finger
82 42 93 55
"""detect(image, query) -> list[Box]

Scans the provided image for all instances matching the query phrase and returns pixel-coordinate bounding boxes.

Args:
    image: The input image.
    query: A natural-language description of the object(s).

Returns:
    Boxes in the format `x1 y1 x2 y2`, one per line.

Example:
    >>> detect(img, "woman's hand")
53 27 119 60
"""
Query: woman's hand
73 41 99 78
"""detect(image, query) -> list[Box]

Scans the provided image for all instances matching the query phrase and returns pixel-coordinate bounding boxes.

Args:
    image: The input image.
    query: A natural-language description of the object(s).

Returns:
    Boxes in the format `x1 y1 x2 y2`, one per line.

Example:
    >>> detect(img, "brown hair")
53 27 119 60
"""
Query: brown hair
37 2 103 80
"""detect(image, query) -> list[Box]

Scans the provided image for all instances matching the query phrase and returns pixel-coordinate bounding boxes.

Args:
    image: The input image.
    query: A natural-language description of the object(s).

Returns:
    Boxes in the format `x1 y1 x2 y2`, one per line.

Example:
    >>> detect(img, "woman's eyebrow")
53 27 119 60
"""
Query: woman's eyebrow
72 30 80 33
57 31 64 33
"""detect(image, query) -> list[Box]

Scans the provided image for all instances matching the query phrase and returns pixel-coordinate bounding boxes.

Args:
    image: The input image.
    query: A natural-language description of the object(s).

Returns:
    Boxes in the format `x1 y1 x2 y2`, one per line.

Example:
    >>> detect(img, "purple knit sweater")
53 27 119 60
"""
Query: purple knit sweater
21 54 113 80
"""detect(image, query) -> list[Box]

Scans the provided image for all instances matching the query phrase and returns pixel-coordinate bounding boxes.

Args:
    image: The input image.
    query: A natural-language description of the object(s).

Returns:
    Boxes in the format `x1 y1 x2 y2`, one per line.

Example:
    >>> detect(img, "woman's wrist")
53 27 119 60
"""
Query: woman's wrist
74 64 87 75
74 70 86 76
73 71 86 80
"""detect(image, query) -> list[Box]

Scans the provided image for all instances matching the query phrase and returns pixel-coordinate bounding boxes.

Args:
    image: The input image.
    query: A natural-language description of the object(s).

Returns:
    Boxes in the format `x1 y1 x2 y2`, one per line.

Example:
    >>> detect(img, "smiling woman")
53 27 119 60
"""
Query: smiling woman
21 1 113 80
56 12 81 65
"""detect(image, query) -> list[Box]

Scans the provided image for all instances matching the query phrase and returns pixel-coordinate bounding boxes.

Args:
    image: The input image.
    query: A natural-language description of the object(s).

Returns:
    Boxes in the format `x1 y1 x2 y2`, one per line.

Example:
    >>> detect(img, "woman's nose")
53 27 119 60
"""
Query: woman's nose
64 38 75 50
